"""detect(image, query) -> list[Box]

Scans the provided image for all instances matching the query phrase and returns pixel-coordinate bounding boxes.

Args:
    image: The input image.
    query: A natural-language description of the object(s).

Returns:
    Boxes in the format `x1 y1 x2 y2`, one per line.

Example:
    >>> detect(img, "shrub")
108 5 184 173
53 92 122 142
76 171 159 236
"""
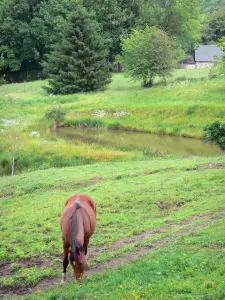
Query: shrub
45 107 66 123
204 121 225 150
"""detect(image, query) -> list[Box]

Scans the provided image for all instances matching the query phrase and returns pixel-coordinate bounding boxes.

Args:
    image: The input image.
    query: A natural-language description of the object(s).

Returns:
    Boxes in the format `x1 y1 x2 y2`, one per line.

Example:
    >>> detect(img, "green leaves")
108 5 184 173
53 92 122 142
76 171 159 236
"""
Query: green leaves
204 121 225 150
121 27 177 87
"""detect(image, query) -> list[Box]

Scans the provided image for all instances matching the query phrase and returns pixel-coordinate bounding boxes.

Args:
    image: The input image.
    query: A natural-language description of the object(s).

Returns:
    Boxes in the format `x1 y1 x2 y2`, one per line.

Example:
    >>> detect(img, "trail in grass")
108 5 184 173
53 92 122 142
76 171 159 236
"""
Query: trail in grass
0 212 219 298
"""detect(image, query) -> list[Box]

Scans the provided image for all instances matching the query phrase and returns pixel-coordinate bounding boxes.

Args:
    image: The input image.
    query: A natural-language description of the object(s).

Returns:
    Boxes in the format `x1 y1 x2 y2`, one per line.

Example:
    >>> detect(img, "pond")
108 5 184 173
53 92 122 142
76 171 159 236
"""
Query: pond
56 127 221 157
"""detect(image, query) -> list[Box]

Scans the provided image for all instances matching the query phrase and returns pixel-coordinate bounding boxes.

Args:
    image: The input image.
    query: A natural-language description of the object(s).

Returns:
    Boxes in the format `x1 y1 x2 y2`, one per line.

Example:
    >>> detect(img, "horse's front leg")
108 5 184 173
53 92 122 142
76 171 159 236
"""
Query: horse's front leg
61 241 69 284
84 237 89 256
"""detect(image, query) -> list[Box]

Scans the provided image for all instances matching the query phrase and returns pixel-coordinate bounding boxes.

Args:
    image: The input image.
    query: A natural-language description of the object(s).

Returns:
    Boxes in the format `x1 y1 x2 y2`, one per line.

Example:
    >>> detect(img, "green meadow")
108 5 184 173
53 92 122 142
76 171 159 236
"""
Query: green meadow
0 157 224 299
0 69 225 299
0 69 225 176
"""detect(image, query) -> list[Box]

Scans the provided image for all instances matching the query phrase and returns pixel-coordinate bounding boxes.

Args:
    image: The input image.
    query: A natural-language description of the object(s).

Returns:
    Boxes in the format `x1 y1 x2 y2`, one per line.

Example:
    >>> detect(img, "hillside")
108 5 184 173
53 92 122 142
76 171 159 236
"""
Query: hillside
0 156 224 299
1 70 225 176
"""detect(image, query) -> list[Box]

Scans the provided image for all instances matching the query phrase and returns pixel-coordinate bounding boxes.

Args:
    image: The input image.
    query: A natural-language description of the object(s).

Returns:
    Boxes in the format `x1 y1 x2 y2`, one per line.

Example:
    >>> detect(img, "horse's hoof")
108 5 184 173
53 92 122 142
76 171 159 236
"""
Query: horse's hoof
61 274 66 284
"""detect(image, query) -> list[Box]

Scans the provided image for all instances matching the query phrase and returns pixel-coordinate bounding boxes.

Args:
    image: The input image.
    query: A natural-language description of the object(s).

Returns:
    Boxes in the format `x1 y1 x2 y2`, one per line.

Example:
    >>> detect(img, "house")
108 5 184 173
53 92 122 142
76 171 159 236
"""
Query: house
179 45 223 69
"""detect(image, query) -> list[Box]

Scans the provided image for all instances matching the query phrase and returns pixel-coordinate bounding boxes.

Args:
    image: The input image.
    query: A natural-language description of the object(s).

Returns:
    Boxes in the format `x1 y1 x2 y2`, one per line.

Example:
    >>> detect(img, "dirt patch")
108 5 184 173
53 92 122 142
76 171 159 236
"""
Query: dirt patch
208 163 222 169
0 213 215 298
0 191 14 200
186 163 224 172
50 177 103 192
0 257 59 280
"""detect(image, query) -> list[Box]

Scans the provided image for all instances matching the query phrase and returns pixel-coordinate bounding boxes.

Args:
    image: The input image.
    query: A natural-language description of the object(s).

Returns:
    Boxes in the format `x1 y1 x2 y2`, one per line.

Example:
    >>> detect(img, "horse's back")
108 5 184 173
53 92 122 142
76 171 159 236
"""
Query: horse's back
60 194 96 242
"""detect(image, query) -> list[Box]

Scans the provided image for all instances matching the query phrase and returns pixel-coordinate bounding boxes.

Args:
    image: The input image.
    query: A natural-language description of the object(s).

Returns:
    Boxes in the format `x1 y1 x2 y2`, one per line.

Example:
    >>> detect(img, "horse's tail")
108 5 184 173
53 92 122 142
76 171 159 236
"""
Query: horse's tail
70 201 82 263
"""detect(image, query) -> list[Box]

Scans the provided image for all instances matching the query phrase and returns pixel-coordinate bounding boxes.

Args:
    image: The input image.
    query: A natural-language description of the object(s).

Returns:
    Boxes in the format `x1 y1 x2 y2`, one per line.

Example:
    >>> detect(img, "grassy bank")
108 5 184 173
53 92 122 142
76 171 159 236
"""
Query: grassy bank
1 69 225 137
0 69 225 176
0 156 224 298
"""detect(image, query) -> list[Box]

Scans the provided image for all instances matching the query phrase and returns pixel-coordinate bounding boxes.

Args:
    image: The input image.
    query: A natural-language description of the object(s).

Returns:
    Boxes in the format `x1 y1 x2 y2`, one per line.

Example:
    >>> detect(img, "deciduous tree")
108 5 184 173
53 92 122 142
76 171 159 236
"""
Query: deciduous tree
121 27 177 87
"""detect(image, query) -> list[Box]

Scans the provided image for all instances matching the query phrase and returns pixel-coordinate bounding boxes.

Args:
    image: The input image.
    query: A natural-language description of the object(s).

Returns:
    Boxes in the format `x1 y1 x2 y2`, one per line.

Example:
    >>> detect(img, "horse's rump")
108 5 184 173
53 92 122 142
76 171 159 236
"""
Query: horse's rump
60 194 96 245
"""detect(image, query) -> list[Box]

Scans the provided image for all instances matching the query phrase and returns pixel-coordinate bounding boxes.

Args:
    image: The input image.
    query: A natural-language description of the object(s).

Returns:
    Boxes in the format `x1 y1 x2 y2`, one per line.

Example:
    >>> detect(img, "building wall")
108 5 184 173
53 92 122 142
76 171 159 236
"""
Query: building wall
179 63 196 69
179 62 215 69
195 62 214 69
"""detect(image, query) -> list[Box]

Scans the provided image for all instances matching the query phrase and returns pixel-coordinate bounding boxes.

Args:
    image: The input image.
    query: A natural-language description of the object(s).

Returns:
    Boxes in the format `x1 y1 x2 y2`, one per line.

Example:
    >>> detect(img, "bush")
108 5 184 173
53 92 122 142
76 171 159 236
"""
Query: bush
204 121 225 150
0 75 6 86
45 107 66 123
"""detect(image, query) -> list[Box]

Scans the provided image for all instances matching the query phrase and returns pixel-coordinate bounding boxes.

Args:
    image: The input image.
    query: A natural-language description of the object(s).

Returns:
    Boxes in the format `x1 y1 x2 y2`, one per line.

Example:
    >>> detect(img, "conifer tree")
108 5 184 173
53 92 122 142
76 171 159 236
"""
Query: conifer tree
43 5 111 94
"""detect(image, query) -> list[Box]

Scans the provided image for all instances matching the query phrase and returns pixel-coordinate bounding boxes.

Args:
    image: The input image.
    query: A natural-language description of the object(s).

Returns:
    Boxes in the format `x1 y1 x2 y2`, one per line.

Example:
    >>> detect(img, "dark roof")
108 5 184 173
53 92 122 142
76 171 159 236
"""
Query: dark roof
195 45 223 62
180 56 195 64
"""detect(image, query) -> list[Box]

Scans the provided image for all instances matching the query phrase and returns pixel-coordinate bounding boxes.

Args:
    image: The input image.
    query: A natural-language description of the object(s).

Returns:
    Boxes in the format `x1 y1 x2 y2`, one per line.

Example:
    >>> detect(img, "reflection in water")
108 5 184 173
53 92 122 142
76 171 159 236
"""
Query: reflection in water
56 127 221 157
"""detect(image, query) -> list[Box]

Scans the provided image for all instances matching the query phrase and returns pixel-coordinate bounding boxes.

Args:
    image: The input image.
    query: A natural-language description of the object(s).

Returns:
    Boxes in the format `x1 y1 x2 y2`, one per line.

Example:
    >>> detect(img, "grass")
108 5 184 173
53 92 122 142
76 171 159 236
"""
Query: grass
0 69 224 299
2 70 225 138
30 220 225 300
0 156 224 297
0 69 225 175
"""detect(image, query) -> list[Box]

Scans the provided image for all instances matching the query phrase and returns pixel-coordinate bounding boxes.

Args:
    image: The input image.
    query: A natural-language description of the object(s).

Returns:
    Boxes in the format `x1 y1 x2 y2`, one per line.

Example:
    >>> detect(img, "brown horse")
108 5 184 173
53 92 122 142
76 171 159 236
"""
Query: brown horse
60 194 96 282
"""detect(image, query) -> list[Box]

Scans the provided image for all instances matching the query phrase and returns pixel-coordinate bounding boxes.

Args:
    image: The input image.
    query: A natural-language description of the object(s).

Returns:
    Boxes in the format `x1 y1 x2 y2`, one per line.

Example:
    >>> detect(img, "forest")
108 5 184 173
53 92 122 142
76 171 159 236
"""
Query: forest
0 0 224 87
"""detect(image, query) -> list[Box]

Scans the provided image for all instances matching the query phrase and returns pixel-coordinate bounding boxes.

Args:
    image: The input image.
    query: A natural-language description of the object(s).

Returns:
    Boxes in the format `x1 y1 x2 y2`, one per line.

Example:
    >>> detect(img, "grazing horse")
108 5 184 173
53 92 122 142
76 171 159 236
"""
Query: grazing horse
60 194 96 282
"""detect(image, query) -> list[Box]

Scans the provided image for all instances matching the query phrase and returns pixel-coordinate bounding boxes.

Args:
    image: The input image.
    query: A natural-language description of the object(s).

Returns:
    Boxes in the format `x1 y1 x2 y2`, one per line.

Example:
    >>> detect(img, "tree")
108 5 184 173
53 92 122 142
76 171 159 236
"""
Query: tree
1 121 24 176
82 0 141 60
121 27 177 87
43 5 111 94
31 0 81 63
202 9 225 43
217 37 225 72
0 0 43 75
200 0 225 13
137 0 201 53
0 0 82 79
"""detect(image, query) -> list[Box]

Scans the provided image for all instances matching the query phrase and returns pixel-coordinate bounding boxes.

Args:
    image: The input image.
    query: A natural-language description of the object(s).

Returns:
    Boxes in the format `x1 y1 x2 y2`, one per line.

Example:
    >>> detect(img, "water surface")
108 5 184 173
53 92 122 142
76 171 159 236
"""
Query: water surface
56 127 221 157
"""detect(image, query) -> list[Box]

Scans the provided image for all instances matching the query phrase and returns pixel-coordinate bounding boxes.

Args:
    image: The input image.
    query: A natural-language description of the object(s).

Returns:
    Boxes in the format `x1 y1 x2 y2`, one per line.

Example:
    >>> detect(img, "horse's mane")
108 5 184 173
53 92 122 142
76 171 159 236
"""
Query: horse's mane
70 201 83 262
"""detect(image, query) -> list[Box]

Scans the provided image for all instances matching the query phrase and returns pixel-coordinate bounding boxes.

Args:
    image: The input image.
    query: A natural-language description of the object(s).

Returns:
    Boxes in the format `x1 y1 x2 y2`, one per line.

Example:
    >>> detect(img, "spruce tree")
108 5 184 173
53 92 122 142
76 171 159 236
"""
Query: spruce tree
43 5 111 94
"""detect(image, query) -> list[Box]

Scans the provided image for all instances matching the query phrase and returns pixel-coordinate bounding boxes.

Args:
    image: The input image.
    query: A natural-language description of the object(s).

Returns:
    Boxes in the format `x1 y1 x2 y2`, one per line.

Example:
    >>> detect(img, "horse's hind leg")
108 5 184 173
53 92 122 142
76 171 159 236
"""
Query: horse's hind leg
61 241 69 284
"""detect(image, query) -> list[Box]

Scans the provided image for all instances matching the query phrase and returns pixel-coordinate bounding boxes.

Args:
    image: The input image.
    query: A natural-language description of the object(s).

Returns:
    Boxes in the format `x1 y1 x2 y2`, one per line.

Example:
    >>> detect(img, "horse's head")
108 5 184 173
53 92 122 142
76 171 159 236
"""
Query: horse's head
70 244 89 270
70 246 89 281
75 246 89 270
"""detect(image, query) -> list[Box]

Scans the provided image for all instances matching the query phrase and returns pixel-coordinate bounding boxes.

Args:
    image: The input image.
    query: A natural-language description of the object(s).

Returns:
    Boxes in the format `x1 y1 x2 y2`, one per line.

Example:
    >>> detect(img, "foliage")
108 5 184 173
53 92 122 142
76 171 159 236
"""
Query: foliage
43 5 111 94
201 0 225 13
44 107 66 123
0 0 43 74
31 0 81 62
82 0 140 60
202 8 225 43
137 0 201 52
217 37 225 73
0 0 83 77
204 121 225 150
121 27 177 87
